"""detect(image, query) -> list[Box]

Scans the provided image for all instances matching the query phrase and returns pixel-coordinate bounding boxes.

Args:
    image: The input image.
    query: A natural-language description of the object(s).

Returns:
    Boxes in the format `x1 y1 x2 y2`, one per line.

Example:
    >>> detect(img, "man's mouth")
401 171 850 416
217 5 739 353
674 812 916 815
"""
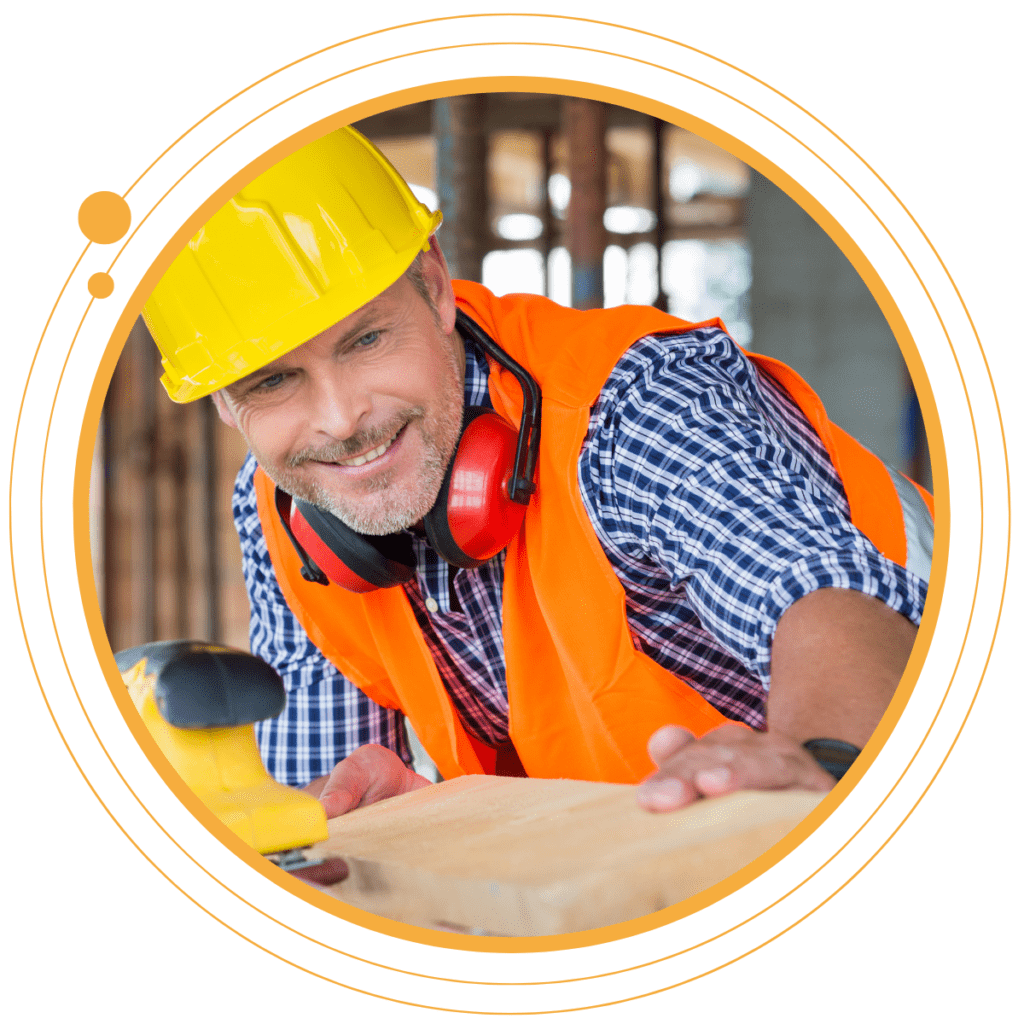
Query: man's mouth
315 425 405 469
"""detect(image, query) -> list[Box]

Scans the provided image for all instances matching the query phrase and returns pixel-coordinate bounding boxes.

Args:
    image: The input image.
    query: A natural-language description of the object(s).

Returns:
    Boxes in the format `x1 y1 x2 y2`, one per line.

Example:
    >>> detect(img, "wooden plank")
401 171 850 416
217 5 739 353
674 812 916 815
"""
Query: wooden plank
306 776 823 936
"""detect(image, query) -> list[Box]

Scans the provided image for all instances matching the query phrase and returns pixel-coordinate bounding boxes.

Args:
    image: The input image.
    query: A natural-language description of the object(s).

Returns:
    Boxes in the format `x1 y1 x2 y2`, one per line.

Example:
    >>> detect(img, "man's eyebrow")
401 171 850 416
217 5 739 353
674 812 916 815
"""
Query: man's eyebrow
332 304 389 349
223 365 278 398
222 303 392 399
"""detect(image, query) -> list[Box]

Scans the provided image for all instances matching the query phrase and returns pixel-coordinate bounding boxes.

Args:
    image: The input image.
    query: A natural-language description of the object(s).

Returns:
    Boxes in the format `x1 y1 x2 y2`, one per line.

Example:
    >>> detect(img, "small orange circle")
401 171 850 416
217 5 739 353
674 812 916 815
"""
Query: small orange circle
78 192 131 244
88 272 115 299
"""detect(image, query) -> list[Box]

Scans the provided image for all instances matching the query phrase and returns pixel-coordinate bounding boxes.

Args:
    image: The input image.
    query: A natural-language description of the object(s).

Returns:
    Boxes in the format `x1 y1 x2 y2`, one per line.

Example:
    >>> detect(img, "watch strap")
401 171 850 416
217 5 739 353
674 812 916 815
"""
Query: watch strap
802 738 862 781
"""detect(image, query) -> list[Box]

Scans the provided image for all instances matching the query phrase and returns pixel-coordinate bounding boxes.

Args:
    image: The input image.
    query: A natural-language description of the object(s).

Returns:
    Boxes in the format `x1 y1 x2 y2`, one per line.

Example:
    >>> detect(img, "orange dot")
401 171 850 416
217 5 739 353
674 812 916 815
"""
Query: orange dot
78 191 131 244
88 272 114 298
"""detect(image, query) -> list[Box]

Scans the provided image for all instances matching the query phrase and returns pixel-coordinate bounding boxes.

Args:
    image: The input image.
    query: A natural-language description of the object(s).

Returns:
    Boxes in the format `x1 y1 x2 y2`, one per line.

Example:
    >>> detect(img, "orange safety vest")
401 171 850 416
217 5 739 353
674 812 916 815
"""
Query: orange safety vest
254 282 933 785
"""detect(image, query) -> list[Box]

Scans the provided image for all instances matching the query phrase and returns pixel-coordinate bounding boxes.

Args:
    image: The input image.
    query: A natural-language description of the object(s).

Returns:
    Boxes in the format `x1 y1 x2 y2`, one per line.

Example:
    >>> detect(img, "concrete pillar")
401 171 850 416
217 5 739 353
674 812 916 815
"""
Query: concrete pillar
433 95 489 283
747 170 918 476
564 98 607 309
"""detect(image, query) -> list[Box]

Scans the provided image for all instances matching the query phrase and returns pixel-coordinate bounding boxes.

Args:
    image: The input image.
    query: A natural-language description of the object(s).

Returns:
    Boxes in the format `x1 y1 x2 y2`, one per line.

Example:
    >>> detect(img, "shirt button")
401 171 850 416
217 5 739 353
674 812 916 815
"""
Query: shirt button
425 597 439 613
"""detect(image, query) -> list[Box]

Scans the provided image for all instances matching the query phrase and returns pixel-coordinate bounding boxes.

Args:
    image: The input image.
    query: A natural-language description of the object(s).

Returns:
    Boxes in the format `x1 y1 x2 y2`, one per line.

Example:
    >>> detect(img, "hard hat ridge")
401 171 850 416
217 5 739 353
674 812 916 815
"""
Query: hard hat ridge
143 126 443 403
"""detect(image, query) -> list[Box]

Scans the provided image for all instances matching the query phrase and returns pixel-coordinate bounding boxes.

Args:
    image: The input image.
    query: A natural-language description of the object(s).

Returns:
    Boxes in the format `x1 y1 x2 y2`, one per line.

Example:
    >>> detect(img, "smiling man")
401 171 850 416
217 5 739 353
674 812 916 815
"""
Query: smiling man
143 126 932 819
213 262 465 539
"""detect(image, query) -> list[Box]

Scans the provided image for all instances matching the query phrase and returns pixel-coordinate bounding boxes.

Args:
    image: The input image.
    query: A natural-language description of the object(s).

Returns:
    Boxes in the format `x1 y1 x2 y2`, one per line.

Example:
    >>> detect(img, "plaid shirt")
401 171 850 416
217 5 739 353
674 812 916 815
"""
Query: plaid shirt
233 325 928 785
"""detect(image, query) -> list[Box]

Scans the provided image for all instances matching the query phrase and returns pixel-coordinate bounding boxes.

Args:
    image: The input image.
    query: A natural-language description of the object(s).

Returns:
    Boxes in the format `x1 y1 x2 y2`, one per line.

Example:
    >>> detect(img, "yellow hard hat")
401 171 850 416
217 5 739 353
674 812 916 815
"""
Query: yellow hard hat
143 126 443 403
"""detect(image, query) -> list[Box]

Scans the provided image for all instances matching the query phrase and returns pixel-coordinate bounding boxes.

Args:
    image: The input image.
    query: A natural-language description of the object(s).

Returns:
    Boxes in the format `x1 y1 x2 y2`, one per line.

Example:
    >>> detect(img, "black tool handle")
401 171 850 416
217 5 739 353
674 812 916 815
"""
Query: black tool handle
115 640 286 729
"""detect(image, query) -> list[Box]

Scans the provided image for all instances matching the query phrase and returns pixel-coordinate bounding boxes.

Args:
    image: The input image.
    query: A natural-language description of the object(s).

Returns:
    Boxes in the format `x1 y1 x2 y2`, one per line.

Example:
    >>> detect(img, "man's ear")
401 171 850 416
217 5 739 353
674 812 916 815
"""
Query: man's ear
422 236 458 334
210 390 238 428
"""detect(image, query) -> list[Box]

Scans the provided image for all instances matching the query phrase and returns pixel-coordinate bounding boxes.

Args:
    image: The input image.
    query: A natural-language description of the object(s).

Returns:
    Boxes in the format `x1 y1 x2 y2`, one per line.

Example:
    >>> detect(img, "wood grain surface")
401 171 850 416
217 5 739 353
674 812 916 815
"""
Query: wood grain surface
305 776 824 936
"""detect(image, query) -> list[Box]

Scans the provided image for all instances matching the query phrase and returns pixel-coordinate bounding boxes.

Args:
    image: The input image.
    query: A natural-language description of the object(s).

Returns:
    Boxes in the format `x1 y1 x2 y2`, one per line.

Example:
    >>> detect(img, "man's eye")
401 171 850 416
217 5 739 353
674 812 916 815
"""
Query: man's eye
353 330 381 348
253 373 286 391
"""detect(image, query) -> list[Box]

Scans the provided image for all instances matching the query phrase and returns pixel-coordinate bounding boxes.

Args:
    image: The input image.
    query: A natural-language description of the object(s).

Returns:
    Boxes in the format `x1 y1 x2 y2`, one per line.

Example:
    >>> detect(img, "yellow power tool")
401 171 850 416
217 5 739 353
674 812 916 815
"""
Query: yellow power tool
115 640 330 871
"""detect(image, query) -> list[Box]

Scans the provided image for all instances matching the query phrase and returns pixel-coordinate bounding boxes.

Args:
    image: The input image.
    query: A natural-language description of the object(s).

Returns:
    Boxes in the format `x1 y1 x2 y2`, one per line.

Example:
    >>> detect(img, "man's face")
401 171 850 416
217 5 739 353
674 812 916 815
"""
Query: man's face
213 247 465 536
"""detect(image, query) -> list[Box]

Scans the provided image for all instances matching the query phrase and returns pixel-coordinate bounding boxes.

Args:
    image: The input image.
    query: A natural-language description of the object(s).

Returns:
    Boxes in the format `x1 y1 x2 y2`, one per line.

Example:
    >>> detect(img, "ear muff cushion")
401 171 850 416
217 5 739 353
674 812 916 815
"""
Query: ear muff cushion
424 407 527 568
291 497 416 592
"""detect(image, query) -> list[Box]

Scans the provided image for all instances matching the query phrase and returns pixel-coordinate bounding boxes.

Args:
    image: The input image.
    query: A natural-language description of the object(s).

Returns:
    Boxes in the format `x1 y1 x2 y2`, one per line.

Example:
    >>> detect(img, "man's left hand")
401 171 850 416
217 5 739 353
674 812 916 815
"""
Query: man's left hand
636 723 835 812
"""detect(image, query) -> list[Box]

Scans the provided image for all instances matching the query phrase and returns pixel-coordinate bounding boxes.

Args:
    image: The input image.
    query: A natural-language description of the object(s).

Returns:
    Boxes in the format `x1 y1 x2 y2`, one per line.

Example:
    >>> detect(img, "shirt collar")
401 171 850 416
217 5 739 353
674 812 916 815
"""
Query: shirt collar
461 330 493 411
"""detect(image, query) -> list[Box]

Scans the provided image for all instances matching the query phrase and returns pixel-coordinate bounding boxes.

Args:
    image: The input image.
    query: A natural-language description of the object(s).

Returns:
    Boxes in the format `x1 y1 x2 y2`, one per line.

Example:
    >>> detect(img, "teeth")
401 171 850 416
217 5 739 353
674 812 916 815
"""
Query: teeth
337 432 398 468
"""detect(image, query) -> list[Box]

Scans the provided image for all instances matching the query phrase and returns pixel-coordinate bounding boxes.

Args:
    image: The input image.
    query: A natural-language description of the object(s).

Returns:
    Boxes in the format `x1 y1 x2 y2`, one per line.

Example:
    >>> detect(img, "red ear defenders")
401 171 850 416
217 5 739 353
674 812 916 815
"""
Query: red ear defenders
275 310 542 593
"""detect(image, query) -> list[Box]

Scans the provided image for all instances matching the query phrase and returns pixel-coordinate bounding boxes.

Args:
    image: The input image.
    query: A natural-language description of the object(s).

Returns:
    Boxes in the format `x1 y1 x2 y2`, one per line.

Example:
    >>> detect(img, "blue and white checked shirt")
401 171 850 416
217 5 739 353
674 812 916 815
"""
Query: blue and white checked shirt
233 324 928 785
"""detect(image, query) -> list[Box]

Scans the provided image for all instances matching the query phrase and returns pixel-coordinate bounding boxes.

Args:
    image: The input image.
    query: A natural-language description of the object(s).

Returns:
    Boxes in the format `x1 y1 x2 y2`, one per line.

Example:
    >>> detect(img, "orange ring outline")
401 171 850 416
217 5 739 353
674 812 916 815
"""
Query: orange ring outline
36 37 995 983
12 9 1007 1007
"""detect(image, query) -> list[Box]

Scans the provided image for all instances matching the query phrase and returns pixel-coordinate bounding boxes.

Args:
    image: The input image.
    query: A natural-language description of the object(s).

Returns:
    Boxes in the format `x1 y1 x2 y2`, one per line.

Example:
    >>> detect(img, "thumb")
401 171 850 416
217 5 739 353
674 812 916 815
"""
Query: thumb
317 762 364 819
647 724 694 767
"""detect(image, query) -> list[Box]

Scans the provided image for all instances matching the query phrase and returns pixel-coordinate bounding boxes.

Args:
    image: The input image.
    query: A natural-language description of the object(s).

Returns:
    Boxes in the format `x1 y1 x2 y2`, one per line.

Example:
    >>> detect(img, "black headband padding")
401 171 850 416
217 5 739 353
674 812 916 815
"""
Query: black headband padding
292 497 416 588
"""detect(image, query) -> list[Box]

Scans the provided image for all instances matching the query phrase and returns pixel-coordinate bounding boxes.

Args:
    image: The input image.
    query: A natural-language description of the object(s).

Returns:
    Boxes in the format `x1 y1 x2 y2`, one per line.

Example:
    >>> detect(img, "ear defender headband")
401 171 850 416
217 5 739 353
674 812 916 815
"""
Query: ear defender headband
275 309 542 592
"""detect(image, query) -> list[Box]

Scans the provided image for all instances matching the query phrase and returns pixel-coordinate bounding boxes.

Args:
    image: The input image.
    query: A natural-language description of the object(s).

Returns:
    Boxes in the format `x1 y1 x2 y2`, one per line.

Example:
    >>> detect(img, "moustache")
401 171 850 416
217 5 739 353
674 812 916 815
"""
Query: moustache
286 409 423 467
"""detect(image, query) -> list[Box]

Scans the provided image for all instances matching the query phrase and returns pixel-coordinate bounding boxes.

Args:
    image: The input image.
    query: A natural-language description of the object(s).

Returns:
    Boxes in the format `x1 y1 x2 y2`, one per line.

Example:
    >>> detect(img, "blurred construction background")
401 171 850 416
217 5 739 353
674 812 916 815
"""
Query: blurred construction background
93 92 931 653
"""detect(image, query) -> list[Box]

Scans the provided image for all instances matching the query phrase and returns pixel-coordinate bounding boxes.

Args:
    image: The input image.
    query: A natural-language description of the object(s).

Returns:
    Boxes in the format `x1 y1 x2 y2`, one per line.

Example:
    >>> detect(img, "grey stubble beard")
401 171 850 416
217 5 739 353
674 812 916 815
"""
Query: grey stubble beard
261 342 465 536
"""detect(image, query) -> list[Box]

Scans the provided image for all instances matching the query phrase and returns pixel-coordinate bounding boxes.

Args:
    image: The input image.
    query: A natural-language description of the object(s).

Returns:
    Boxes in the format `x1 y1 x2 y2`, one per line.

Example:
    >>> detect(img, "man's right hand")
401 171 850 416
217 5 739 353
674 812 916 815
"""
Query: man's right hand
304 744 433 819
292 746 430 888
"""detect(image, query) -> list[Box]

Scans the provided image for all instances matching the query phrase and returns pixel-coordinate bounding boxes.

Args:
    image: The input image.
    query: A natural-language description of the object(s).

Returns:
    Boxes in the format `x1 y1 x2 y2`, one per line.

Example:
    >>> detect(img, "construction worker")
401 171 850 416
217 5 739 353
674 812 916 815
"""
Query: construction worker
143 126 932 819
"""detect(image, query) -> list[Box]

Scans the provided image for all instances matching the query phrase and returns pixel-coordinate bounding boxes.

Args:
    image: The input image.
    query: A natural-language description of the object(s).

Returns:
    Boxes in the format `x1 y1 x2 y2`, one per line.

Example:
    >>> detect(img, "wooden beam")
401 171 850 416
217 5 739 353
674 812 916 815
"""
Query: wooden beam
103 318 157 650
564 98 607 310
101 317 253 651
433 95 489 283
652 116 668 311
541 128 554 298
355 94 654 140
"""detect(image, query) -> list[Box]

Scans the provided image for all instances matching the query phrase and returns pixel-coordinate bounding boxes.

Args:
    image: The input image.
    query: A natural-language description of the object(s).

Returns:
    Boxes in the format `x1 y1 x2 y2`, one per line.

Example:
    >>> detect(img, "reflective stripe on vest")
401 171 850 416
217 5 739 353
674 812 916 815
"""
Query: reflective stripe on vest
885 466 934 583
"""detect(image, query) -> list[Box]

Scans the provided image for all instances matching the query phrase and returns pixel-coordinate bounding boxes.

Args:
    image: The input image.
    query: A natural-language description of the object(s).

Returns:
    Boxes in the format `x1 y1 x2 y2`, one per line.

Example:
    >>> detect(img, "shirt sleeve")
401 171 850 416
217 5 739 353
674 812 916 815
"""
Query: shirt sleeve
231 452 412 786
579 327 928 689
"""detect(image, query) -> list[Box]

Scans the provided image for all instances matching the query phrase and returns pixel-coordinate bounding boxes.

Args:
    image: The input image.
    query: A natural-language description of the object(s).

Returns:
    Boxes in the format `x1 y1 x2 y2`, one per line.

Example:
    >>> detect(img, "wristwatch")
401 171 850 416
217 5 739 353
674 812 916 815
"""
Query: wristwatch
802 738 862 782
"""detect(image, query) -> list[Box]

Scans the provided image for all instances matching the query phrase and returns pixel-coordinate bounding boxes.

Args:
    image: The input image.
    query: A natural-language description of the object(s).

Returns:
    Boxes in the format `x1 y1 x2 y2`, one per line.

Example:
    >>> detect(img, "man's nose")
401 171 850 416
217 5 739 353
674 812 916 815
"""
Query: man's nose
306 369 372 440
